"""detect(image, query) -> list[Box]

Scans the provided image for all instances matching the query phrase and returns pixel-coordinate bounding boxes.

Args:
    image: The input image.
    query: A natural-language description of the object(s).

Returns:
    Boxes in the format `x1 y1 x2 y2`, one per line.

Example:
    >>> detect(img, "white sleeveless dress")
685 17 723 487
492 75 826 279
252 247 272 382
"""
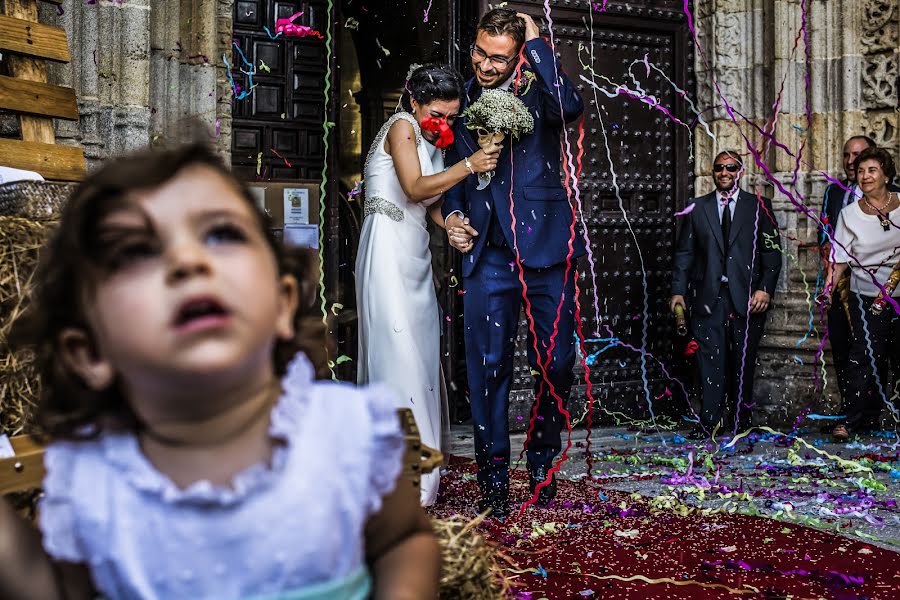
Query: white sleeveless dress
356 112 448 506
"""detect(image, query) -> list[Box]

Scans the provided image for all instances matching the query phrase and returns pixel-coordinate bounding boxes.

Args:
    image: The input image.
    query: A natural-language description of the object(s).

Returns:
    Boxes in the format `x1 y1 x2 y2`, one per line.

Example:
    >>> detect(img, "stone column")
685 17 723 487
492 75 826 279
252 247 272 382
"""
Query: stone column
148 0 233 156
43 0 152 167
40 0 232 169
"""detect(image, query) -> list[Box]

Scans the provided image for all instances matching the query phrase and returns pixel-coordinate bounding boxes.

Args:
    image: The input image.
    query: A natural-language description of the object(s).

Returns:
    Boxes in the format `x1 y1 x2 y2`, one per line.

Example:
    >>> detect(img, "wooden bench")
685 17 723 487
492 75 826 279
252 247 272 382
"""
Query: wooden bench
0 434 45 495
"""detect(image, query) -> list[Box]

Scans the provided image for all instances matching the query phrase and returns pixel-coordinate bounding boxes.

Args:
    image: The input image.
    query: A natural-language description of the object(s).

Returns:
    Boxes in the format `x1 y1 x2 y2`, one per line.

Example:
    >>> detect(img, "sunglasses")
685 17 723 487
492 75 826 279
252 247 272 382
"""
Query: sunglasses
713 163 741 173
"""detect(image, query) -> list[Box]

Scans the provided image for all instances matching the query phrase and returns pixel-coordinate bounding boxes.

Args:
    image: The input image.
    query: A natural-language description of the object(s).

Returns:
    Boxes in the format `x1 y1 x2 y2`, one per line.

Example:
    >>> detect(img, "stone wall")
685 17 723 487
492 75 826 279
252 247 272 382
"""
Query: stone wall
36 0 233 170
693 0 900 425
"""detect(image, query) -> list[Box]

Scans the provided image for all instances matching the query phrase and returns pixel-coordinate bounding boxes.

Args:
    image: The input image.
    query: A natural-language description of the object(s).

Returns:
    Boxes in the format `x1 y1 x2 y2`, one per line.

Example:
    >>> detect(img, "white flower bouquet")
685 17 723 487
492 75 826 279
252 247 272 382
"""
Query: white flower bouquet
463 89 535 189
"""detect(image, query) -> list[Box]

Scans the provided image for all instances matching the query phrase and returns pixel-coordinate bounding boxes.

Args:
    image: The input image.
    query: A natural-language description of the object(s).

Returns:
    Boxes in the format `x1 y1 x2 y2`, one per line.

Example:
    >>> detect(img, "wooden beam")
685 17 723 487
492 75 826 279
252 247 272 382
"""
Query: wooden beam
0 138 85 181
0 15 70 63
1 1 62 144
0 436 46 495
0 75 78 120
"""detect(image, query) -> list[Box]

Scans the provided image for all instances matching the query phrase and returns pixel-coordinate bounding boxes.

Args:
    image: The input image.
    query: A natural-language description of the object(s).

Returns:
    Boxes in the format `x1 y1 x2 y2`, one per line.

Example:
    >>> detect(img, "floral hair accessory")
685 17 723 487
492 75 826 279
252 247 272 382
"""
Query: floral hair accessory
405 63 423 83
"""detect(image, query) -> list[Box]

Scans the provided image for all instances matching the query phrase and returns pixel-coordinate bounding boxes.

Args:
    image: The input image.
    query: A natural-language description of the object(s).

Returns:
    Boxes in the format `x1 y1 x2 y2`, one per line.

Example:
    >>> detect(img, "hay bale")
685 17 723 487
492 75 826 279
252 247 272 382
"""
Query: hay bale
433 514 510 599
0 216 56 435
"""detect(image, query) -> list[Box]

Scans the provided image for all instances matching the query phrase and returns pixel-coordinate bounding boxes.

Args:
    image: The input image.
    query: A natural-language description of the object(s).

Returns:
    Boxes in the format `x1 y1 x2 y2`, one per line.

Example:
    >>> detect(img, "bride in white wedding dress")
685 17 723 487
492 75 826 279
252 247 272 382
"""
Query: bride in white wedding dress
356 64 498 506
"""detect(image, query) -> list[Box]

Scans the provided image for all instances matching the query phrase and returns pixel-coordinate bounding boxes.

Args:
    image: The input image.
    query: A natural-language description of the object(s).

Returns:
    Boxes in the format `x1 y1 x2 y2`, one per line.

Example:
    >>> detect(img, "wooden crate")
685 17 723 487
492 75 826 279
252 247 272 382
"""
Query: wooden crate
0 435 45 495
0 0 85 181
398 408 443 490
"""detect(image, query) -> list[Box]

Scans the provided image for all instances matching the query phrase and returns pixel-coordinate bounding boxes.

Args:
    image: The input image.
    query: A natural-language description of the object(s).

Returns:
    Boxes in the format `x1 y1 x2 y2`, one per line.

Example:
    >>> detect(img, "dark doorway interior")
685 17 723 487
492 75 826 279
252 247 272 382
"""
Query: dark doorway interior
231 0 696 426
485 1 696 428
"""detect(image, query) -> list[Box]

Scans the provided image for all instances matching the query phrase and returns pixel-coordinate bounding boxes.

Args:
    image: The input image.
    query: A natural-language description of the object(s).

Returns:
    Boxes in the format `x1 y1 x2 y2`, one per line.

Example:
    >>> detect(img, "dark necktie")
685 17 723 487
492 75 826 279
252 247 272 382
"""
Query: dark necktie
721 197 732 248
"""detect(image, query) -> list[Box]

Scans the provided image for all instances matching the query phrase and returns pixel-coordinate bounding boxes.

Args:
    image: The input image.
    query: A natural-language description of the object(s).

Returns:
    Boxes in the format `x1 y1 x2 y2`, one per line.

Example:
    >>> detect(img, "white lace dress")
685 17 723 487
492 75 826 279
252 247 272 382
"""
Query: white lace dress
38 353 404 600
355 112 448 506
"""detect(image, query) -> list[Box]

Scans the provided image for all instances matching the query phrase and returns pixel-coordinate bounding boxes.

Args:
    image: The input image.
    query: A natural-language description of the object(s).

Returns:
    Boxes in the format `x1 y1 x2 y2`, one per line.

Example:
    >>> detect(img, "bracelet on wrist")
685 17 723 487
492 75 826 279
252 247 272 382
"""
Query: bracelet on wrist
464 157 475 175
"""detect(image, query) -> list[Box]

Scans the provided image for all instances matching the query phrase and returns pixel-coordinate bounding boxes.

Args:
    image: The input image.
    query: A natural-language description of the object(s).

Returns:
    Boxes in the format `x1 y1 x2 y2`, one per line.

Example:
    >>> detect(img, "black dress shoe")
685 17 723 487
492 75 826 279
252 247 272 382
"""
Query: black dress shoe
528 465 557 504
478 495 508 519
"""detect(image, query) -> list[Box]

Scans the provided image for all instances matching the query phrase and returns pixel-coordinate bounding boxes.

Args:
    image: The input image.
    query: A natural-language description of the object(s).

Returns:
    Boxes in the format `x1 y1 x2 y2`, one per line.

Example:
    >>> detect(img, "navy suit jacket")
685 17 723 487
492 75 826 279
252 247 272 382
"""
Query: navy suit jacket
442 38 586 277
671 190 782 317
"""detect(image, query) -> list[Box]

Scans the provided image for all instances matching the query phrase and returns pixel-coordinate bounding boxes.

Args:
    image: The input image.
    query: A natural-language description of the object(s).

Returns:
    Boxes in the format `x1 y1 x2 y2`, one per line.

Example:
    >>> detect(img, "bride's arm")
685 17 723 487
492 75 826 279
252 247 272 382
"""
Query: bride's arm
387 120 496 203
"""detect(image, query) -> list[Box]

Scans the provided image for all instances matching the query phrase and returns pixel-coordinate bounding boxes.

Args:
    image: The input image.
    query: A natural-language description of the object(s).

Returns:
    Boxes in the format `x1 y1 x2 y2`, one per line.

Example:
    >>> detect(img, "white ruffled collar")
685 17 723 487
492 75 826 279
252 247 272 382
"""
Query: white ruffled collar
101 353 314 506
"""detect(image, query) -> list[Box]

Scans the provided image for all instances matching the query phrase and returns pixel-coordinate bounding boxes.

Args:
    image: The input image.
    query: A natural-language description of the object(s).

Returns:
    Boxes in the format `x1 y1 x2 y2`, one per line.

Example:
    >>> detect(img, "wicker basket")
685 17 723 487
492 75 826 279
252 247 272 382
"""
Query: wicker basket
0 180 76 219
0 180 70 434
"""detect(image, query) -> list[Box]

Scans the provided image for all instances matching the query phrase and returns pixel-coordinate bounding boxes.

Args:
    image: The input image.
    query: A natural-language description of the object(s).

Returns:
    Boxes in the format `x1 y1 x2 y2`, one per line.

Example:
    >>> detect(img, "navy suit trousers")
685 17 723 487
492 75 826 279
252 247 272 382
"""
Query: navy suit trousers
462 244 576 499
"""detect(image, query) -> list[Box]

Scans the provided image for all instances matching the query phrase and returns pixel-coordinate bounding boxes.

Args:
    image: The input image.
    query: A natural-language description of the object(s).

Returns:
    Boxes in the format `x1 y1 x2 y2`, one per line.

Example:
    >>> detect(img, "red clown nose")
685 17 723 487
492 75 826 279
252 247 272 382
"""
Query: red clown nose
420 117 454 149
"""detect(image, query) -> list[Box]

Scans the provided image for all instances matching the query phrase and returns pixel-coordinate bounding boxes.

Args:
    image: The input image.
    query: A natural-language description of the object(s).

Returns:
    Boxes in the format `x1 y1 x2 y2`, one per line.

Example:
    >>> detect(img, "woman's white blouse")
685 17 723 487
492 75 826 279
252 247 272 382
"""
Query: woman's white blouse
832 200 900 297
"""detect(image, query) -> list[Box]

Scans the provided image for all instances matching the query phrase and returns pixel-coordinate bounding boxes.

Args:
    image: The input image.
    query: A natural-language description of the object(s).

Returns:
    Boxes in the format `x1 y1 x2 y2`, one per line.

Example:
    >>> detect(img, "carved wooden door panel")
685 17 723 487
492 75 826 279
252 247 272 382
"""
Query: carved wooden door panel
231 0 328 180
452 1 695 425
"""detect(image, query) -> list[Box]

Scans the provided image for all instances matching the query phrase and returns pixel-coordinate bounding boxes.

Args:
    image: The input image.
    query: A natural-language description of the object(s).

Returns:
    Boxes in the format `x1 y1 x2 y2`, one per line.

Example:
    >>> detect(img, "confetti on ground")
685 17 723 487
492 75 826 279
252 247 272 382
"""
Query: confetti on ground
431 447 900 599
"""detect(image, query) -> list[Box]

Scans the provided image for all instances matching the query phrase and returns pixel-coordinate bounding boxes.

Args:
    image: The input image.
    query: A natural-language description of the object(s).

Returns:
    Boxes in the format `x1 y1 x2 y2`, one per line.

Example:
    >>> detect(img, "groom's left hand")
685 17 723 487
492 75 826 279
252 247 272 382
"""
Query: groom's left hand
517 13 541 41
446 213 477 253
448 227 474 253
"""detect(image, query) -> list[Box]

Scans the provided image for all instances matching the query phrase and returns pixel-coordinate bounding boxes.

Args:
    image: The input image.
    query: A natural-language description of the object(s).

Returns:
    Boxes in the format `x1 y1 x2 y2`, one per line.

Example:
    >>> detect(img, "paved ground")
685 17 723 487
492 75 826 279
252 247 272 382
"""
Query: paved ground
448 423 900 550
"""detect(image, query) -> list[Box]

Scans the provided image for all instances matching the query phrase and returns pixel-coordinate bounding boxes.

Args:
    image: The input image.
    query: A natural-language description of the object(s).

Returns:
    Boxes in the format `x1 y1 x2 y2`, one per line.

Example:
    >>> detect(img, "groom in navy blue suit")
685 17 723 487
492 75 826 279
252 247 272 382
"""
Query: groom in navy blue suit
442 8 585 517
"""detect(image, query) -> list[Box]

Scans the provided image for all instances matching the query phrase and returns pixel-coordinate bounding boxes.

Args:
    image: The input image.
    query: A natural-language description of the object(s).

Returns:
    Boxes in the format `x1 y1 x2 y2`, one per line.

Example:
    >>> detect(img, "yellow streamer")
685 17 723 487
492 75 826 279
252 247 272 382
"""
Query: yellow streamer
721 426 872 474
504 567 757 595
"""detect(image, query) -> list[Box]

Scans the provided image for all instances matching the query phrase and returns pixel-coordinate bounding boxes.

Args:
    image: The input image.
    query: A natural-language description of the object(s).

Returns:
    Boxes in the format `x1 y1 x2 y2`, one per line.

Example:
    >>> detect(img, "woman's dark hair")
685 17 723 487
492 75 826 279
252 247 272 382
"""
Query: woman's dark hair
476 8 526 48
853 146 897 183
400 63 464 113
12 142 332 440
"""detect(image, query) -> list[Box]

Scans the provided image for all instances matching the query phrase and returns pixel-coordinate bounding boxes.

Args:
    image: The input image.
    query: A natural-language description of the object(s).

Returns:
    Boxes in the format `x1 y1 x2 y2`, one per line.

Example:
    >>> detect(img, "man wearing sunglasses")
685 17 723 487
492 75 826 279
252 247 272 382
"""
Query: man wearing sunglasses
670 151 782 439
441 8 584 518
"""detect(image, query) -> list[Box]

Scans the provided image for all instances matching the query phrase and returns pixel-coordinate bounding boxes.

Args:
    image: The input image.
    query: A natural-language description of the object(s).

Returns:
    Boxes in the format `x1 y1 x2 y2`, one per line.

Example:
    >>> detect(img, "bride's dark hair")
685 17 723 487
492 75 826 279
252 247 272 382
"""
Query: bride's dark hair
401 63 464 113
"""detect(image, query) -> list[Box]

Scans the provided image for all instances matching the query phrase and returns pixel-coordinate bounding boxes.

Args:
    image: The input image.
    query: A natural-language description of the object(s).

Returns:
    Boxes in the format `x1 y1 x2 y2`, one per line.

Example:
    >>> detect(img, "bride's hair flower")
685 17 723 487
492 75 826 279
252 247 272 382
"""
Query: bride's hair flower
463 89 535 140
405 63 423 83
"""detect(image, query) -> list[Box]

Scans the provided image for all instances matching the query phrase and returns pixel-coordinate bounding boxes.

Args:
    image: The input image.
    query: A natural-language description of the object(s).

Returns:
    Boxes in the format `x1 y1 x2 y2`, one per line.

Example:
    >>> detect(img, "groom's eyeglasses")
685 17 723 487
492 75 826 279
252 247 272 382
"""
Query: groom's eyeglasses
713 163 741 173
470 45 516 69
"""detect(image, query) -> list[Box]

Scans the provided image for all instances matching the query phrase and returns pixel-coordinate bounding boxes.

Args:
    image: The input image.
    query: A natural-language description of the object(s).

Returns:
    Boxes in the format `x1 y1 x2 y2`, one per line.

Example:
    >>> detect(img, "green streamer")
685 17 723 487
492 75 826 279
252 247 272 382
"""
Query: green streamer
318 0 336 379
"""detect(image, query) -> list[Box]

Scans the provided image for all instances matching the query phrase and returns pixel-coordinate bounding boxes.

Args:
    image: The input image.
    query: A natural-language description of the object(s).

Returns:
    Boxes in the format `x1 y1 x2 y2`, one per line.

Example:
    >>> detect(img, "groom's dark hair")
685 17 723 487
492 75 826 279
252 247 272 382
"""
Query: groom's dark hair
401 64 464 113
477 8 525 48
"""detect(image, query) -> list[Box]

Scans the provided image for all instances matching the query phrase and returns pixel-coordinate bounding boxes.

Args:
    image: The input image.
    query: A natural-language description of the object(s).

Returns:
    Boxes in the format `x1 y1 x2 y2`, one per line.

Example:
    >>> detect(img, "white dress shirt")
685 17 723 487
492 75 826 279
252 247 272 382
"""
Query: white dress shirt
716 189 738 223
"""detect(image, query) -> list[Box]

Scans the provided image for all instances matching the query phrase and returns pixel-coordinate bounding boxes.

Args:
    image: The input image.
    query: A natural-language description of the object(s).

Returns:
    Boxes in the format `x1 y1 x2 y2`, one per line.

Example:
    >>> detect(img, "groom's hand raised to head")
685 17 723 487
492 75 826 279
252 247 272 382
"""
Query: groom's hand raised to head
516 13 541 41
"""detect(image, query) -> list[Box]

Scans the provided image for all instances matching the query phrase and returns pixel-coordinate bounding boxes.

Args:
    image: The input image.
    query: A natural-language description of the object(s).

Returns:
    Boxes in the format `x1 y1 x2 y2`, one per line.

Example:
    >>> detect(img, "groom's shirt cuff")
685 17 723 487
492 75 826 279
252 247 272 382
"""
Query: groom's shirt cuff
445 210 464 223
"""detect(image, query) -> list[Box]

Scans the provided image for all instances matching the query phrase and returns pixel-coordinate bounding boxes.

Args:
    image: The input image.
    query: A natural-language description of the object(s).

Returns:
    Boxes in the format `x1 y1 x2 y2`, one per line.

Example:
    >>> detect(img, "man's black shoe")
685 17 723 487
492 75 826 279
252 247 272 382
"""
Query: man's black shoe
528 465 557 505
478 495 508 520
